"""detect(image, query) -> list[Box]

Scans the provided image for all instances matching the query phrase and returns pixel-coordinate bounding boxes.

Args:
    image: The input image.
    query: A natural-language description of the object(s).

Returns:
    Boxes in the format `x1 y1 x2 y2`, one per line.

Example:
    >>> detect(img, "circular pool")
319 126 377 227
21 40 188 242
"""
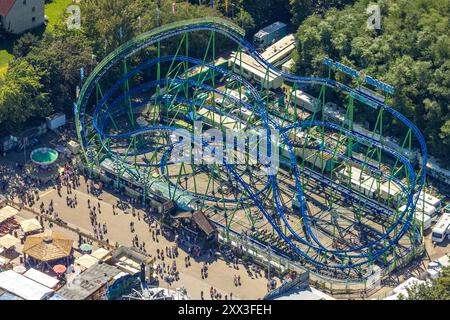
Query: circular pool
30 148 59 166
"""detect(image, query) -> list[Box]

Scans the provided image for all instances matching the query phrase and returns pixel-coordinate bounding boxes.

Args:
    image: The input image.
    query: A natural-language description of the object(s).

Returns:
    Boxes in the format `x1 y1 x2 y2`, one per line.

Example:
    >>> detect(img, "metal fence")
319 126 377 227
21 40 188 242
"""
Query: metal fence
215 224 424 297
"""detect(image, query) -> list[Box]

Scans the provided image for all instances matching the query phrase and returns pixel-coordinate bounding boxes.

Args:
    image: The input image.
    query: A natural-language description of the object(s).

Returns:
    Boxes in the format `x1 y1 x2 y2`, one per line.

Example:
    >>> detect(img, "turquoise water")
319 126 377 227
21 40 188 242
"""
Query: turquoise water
31 149 58 164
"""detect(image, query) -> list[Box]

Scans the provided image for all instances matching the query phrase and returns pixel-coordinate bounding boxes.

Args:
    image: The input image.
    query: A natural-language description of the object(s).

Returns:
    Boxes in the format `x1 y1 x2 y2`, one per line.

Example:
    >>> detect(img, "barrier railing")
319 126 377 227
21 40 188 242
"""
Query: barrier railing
263 271 310 300
215 224 423 297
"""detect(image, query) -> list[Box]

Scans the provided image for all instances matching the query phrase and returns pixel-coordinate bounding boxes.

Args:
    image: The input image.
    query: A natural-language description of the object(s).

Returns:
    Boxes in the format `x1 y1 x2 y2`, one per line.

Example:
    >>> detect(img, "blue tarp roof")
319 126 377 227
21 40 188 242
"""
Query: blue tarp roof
48 293 66 300
0 291 24 300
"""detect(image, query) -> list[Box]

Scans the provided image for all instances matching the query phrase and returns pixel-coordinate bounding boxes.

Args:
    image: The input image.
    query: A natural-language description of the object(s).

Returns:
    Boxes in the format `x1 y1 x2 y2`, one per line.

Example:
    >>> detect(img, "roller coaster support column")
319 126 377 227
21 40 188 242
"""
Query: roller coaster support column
212 30 216 102
155 40 161 125
140 168 150 207
123 58 135 126
184 32 190 98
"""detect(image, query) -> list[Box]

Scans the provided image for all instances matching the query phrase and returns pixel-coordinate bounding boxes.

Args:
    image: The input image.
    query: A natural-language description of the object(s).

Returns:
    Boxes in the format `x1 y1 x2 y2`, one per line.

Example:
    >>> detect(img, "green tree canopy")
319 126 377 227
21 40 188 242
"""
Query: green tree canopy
0 60 51 134
400 265 450 300
292 0 450 166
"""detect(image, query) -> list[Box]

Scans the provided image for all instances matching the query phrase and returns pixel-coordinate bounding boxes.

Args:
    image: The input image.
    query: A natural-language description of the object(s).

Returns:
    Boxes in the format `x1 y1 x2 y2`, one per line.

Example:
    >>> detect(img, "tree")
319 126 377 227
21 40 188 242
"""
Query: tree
289 0 355 26
0 0 231 136
400 266 450 300
236 0 292 33
79 0 223 59
13 33 40 58
20 26 95 114
0 60 51 134
292 0 450 167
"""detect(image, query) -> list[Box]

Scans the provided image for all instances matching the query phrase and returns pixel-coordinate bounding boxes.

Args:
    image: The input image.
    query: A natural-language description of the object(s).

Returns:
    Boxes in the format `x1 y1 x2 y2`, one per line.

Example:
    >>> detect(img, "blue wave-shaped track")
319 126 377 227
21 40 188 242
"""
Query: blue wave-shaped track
75 18 426 270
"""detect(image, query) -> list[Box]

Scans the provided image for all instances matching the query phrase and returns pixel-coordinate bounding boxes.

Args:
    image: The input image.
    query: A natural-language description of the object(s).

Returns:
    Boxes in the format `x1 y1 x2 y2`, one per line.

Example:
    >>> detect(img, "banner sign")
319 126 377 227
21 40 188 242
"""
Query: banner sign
324 57 394 95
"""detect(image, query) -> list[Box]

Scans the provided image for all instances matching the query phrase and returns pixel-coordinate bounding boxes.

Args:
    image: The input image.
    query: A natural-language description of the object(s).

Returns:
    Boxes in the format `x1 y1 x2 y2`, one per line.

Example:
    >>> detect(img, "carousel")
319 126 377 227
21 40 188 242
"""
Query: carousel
22 230 73 271
25 148 60 182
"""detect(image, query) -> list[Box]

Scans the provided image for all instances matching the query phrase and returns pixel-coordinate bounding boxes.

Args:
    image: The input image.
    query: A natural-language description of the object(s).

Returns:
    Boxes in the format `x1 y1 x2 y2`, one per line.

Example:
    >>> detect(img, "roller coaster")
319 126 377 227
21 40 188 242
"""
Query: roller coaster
75 17 427 281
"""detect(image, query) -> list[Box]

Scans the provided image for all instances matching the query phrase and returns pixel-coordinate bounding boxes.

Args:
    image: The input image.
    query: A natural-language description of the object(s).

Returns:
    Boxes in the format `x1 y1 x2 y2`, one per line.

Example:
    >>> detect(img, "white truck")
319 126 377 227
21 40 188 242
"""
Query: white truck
431 213 450 243
253 22 287 49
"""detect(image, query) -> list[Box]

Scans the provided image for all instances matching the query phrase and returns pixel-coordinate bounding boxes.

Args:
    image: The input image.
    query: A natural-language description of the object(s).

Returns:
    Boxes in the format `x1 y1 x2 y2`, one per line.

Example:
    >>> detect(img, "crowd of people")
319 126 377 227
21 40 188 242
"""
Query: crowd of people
0 150 275 300
153 245 181 284
0 163 44 206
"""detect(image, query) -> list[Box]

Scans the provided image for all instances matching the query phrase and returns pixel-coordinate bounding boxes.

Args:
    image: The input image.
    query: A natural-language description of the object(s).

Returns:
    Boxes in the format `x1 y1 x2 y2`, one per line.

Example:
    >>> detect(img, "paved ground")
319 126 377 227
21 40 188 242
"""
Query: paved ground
26 177 277 300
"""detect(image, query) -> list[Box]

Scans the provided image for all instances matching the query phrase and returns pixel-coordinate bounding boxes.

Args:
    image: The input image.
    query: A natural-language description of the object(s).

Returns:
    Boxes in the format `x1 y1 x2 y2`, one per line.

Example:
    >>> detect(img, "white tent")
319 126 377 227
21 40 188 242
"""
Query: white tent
75 254 99 270
0 270 54 300
0 206 18 224
0 206 18 219
20 219 43 233
90 248 111 261
23 268 59 289
0 234 19 249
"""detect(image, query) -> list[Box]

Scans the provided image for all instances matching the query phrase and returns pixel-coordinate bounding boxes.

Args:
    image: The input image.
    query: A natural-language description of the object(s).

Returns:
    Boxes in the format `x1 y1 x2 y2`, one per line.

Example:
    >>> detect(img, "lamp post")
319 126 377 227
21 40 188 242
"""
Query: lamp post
156 2 161 27
90 54 96 75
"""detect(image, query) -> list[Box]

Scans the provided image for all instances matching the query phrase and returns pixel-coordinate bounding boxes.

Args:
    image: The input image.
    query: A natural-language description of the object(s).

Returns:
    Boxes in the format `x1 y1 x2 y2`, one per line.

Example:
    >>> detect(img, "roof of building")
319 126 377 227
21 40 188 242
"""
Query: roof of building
272 287 325 300
193 211 215 236
254 21 287 38
111 246 152 265
57 263 122 300
23 268 60 289
23 230 73 262
282 58 295 71
0 0 15 17
75 254 99 270
48 293 66 300
229 51 281 81
0 205 19 222
261 35 296 64
100 158 198 211
0 291 24 300
0 270 54 300
90 248 111 261
393 277 427 294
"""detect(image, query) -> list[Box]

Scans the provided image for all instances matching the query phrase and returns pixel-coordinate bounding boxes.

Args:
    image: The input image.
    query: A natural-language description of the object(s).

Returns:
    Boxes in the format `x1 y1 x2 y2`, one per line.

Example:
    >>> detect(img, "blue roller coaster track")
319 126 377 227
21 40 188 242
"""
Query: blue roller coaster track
75 18 427 272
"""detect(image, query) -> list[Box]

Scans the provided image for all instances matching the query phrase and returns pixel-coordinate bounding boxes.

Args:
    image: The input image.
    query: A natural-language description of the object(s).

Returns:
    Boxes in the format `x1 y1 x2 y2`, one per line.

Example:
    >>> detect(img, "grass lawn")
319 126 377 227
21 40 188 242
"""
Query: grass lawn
0 38 14 78
45 0 73 32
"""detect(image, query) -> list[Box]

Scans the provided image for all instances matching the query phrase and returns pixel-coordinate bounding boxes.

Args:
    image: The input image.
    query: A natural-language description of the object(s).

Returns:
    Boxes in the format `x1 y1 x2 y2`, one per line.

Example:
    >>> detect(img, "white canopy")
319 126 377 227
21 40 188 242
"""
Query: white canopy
20 219 42 233
23 268 59 289
0 234 19 249
0 206 18 219
0 270 54 300
75 254 99 270
90 248 111 261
